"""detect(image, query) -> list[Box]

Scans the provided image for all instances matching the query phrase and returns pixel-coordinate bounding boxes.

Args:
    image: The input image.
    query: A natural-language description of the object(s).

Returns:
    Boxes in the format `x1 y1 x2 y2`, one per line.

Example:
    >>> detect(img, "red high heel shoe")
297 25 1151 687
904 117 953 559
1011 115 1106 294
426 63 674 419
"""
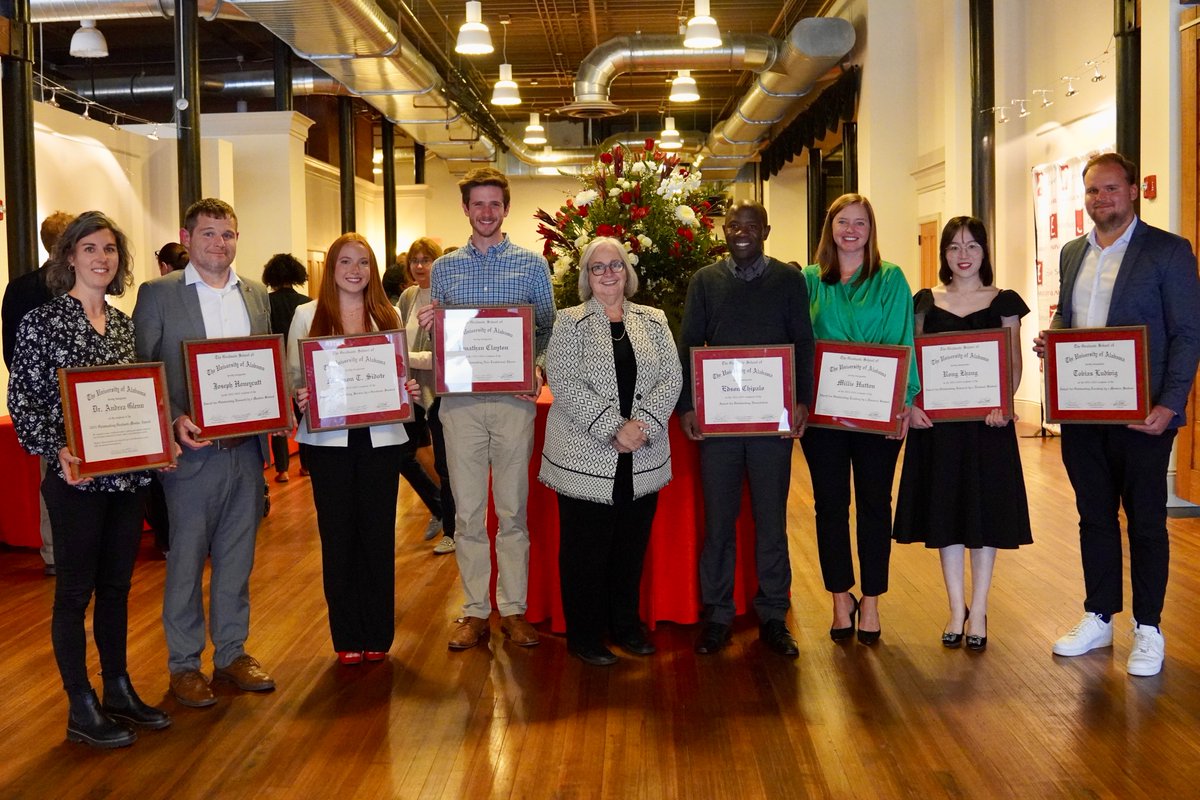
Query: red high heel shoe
363 651 387 662
337 651 364 665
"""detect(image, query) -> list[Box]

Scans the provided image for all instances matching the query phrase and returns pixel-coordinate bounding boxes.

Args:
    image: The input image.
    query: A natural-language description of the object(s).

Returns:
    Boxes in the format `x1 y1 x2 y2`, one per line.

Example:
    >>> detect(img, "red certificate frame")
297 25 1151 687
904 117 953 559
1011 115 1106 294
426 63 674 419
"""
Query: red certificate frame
690 345 796 436
808 340 910 436
299 331 415 432
182 334 289 440
433 306 537 395
58 363 174 478
1043 326 1150 423
914 329 1013 421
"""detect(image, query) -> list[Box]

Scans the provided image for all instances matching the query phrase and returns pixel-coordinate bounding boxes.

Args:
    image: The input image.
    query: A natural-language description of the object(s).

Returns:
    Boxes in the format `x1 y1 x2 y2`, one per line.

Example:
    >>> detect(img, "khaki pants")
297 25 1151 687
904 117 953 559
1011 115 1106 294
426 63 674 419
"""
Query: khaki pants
439 395 536 618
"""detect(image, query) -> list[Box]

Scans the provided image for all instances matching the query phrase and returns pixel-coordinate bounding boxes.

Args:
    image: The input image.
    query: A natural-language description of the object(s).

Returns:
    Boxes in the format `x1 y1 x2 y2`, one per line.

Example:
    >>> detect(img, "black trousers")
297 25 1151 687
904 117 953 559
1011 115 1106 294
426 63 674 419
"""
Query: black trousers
306 428 403 652
557 491 659 648
427 398 456 537
698 436 794 624
1060 424 1176 626
399 403 443 521
42 472 145 694
800 427 902 597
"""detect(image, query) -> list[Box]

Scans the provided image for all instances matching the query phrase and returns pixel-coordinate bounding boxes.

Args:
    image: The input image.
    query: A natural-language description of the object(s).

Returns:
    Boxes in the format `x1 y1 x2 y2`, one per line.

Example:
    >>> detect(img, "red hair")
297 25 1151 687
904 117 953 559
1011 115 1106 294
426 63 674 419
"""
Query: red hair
307 233 400 337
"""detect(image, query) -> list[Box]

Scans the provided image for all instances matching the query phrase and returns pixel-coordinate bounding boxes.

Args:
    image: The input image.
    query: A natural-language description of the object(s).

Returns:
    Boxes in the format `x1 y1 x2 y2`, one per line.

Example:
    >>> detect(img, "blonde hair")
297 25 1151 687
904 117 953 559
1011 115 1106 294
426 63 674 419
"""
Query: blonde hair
577 237 639 300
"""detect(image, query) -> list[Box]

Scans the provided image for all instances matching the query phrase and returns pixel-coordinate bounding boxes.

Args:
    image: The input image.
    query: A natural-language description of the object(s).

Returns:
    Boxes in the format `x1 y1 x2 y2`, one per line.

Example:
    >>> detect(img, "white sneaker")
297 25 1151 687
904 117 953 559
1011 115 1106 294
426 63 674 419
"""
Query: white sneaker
423 517 444 541
1127 621 1165 677
1052 612 1114 656
432 535 456 555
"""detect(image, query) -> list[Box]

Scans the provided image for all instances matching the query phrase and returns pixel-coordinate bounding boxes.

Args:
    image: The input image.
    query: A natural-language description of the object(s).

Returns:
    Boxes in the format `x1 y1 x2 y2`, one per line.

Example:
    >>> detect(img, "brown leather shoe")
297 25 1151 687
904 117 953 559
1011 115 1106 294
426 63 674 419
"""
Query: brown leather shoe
448 616 490 650
212 655 276 692
169 670 217 708
500 614 540 647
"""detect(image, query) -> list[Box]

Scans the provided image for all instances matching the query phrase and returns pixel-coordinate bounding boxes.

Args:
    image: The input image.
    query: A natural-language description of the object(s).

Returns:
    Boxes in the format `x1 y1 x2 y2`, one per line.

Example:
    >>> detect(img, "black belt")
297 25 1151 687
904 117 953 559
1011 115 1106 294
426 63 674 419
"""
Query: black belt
210 435 252 450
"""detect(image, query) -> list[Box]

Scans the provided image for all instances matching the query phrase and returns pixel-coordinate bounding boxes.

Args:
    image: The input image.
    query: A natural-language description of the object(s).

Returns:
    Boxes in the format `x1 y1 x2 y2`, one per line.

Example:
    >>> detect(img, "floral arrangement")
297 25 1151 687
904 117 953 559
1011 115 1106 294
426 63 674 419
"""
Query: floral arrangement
535 140 726 332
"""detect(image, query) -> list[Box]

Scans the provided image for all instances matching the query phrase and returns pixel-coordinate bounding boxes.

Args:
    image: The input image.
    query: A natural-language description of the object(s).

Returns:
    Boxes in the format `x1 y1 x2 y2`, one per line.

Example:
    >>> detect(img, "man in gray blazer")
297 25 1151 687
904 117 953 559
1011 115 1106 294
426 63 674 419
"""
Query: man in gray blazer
134 198 277 707
1038 152 1200 677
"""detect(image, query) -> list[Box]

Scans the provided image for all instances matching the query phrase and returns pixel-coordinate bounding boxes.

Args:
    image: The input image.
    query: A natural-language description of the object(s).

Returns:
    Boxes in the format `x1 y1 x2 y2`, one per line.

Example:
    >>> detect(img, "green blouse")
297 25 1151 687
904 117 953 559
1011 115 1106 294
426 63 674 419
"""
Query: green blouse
803 261 921 404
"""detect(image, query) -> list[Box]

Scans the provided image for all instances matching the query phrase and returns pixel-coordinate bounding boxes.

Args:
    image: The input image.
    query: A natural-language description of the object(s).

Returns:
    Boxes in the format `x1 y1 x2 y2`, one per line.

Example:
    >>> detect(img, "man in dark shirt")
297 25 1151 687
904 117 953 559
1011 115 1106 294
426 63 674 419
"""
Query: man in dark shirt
677 200 815 657
2 211 74 576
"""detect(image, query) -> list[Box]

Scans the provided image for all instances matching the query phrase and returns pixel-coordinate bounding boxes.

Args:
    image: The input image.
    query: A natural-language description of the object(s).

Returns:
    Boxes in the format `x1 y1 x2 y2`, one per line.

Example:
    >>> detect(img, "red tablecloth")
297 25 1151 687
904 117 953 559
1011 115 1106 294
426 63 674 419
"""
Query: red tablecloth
0 415 42 548
487 395 759 633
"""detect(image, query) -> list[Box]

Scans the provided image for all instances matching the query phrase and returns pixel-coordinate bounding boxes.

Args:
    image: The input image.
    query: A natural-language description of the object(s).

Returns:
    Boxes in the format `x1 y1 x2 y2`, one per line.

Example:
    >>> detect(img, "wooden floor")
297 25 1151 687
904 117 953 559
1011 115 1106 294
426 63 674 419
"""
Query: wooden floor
3 425 1200 799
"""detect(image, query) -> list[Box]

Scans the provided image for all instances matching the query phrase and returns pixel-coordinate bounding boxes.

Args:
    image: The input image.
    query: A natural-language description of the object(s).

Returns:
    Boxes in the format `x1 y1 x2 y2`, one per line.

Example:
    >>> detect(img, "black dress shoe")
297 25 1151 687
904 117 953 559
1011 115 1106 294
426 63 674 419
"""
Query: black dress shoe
694 622 731 654
103 674 172 730
612 628 656 656
966 615 988 651
569 644 618 666
942 608 969 649
67 689 136 749
830 594 859 641
760 620 800 657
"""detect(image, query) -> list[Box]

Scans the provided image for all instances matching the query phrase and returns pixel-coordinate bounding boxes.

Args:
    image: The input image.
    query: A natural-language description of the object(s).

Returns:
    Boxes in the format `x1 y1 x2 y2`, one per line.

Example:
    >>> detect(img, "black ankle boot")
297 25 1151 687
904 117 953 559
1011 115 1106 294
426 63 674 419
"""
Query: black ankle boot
102 674 171 730
67 688 137 749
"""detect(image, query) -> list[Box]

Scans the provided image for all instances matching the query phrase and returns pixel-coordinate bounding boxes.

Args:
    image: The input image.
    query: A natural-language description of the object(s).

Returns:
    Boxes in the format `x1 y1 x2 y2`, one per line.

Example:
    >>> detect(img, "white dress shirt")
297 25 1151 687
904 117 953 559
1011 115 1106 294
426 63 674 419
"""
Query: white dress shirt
185 264 251 338
1072 216 1138 328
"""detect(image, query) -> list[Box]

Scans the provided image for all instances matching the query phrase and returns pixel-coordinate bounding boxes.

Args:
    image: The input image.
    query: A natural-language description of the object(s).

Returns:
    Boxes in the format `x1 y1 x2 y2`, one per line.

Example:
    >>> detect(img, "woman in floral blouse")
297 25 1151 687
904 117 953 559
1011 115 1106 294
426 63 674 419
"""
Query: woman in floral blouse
8 211 170 749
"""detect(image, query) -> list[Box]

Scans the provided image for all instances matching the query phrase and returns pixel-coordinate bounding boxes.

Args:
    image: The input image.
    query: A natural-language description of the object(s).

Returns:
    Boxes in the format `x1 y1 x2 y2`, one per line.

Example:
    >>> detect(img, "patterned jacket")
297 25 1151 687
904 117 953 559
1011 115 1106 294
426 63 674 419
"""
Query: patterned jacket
539 298 683 503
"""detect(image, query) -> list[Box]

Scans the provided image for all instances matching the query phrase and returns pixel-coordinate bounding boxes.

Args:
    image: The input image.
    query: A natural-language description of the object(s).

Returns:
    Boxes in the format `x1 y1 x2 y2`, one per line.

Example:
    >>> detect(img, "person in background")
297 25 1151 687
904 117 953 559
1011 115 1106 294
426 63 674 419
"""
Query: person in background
154 242 189 276
398 237 455 553
262 253 312 483
3 210 75 577
893 216 1032 651
417 167 556 650
677 200 814 658
382 263 406 305
540 237 682 665
1037 152 1200 677
801 193 919 646
9 211 171 748
133 198 277 708
288 233 418 665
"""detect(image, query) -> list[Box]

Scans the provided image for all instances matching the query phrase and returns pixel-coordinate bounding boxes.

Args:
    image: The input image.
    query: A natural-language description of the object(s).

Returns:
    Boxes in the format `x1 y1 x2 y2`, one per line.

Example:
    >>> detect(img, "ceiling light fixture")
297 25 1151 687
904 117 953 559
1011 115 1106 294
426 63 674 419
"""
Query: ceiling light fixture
684 1 722 49
1032 88 1053 108
1089 62 1105 82
47 90 60 108
455 1 493 56
1012 99 1029 118
659 116 683 150
1061 75 1078 97
69 19 108 58
81 102 92 120
147 124 160 142
523 112 547 145
670 70 700 103
994 106 1008 124
491 21 520 106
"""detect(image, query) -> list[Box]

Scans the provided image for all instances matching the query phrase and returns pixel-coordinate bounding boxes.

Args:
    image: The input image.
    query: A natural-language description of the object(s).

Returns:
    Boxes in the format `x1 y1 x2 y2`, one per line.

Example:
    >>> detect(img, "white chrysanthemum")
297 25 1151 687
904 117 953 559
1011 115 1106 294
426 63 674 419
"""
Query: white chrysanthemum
573 189 599 208
637 234 656 253
675 205 698 226
608 188 621 197
628 161 648 176
628 253 639 265
574 234 590 248
553 256 573 278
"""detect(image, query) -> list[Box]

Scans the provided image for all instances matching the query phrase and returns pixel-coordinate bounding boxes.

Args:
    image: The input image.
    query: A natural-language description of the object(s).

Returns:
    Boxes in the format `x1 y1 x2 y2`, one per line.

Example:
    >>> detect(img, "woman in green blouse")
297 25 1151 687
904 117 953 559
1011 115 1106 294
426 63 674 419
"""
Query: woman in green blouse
801 194 919 645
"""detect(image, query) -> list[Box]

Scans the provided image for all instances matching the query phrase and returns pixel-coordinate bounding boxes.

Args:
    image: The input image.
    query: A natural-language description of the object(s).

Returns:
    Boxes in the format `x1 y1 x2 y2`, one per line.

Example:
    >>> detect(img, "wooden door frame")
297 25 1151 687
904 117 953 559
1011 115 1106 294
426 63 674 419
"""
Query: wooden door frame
1175 7 1200 502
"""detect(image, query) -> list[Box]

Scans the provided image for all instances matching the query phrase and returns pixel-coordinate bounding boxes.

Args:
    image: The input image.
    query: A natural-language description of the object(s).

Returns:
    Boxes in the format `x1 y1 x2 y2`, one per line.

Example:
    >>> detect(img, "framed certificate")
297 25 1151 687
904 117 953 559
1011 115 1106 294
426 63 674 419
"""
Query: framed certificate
433 306 537 395
58 363 174 478
182 335 289 440
690 345 796 436
808 340 910 435
299 331 415 432
914 329 1013 421
1043 326 1150 423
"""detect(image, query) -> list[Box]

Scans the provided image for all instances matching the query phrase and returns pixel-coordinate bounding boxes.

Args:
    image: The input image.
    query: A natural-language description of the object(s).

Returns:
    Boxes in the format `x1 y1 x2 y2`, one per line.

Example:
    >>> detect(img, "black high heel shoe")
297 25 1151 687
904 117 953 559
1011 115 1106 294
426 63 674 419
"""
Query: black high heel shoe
857 599 881 645
966 615 988 651
829 594 859 641
942 608 970 649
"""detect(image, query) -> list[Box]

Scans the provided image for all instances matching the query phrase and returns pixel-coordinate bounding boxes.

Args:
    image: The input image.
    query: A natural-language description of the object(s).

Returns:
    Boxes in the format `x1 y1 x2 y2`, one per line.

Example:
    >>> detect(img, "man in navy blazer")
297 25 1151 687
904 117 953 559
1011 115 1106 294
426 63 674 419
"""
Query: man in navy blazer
1038 152 1200 677
134 199 278 706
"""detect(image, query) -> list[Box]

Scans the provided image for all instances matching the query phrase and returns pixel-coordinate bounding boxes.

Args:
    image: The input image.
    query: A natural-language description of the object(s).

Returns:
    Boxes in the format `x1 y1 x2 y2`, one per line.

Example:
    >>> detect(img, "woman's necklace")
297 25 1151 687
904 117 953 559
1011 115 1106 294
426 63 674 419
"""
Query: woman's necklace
610 320 627 342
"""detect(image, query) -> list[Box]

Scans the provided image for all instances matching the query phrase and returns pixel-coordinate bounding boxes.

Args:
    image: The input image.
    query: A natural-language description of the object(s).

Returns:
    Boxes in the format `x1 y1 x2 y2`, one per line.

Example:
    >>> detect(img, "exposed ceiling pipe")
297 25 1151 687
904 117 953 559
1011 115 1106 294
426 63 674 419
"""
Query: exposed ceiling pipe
63 66 348 103
30 0 247 23
562 34 778 119
700 17 855 178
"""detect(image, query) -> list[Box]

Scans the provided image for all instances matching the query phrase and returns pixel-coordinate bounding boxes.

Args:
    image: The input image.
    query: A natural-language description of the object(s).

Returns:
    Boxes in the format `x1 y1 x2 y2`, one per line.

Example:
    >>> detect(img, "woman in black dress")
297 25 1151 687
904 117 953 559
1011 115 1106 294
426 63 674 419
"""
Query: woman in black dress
262 253 311 482
893 216 1033 651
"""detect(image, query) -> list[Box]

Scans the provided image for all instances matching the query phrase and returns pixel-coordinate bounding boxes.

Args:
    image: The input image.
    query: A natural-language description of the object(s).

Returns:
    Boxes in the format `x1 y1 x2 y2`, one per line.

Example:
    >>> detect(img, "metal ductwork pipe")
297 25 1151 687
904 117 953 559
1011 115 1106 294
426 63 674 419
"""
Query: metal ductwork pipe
563 33 778 118
700 17 855 179
30 0 247 22
63 67 348 103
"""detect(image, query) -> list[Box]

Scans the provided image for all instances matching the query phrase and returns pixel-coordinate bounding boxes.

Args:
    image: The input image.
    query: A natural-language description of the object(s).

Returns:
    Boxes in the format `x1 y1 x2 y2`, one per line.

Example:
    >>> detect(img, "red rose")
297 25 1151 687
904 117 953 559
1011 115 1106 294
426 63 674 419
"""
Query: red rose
645 138 655 151
597 224 616 237
600 152 614 165
578 205 589 218
677 227 694 242
615 224 626 237
620 191 633 205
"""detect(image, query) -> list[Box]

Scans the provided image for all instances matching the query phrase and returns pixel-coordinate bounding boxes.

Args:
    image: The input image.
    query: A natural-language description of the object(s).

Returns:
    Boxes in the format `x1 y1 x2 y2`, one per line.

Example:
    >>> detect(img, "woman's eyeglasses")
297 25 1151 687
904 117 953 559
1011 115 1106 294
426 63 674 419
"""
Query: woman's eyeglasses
588 260 625 275
944 242 983 256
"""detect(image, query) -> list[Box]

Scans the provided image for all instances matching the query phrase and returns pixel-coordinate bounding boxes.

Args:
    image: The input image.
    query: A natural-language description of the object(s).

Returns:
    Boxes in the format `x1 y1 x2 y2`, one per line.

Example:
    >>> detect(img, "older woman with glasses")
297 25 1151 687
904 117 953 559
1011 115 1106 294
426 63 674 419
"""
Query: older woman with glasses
539 237 682 666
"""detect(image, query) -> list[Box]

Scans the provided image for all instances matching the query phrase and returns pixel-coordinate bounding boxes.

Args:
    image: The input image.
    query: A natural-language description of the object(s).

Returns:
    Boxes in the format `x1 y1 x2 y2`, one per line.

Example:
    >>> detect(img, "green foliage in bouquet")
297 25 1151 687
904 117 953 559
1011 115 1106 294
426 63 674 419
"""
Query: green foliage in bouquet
534 140 726 332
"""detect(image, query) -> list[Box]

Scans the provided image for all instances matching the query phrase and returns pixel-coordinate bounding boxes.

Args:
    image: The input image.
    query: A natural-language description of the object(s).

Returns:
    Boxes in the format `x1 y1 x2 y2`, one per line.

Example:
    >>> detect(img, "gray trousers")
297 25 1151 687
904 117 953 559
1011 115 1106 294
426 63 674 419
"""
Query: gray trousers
160 441 265 673
698 436 795 625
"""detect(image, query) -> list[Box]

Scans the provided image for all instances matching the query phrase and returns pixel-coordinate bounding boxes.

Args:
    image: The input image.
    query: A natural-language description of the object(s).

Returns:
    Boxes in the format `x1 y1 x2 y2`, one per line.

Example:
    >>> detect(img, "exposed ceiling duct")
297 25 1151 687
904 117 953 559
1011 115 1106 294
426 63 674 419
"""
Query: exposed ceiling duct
63 66 350 103
30 0 248 23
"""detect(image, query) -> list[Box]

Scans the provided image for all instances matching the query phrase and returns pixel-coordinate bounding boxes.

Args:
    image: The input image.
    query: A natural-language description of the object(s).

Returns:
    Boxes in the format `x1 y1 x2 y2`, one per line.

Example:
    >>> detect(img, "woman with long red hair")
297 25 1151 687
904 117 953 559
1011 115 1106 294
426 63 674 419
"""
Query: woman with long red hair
287 233 415 665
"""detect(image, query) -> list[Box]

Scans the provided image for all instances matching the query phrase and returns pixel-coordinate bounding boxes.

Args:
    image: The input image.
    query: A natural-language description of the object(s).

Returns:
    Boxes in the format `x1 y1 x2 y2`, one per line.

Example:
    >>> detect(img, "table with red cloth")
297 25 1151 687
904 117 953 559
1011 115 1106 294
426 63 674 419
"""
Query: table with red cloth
485 393 761 634
0 415 43 548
